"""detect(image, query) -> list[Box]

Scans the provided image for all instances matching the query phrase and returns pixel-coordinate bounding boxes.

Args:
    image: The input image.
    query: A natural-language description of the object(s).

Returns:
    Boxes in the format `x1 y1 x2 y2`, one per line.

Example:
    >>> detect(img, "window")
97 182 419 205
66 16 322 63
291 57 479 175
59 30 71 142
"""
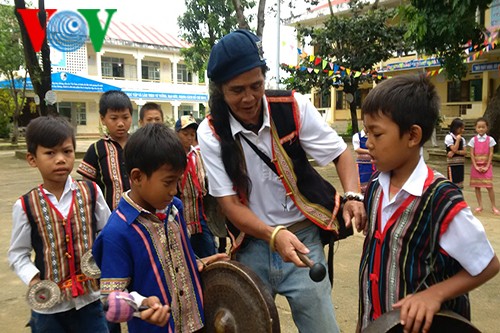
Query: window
142 60 160 81
336 90 345 110
470 79 482 102
58 102 86 125
447 79 482 102
101 57 124 78
176 64 192 83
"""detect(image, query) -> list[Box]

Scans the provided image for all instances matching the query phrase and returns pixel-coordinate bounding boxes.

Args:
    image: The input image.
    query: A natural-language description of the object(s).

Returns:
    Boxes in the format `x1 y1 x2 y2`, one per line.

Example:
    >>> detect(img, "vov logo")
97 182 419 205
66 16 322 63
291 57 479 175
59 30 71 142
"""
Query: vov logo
17 9 117 53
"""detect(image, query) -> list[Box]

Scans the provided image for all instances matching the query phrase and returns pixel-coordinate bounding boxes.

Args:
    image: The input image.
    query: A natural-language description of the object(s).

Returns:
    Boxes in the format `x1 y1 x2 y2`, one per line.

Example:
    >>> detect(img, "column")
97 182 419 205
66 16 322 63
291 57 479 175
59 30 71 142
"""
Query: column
96 52 102 78
172 61 178 84
135 53 143 82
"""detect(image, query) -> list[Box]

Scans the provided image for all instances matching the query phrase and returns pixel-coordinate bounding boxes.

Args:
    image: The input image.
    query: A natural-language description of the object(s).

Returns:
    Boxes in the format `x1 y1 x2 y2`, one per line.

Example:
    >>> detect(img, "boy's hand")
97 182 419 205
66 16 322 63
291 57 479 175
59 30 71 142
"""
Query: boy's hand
29 274 41 287
197 253 230 271
392 291 442 333
140 296 170 327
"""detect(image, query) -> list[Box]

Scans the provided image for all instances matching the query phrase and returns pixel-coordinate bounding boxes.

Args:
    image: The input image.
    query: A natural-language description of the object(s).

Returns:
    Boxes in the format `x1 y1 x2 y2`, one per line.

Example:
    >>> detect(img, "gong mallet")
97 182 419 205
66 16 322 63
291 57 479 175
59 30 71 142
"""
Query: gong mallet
295 251 327 282
102 291 150 322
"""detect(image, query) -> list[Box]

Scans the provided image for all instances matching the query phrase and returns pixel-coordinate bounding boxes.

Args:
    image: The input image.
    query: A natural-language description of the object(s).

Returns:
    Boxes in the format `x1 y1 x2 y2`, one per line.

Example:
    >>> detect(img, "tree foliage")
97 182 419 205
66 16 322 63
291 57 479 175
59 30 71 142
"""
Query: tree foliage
178 0 242 75
282 0 411 133
0 2 27 143
399 0 492 81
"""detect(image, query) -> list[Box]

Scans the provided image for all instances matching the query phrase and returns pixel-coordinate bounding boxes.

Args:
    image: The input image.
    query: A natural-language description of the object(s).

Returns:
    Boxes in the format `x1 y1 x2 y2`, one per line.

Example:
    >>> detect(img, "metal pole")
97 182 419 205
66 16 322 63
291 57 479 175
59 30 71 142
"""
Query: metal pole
276 0 281 89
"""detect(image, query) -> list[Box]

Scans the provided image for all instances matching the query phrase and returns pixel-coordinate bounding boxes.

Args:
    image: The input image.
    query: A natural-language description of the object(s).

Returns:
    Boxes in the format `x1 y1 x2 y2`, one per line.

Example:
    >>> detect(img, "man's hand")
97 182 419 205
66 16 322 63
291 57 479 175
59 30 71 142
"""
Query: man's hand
140 296 171 327
273 229 308 267
342 200 367 234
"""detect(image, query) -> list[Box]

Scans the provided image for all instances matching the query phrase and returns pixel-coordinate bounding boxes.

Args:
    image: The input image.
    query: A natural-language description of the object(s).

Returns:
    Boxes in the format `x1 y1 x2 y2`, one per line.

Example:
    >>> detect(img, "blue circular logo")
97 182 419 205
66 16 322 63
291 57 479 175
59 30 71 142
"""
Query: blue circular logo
47 11 88 52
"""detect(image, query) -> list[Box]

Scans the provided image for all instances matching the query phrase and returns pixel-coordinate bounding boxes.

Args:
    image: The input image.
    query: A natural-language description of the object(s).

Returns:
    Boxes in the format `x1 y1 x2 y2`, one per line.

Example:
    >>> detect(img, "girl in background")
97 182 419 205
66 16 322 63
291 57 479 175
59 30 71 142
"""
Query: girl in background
445 118 467 188
468 117 499 215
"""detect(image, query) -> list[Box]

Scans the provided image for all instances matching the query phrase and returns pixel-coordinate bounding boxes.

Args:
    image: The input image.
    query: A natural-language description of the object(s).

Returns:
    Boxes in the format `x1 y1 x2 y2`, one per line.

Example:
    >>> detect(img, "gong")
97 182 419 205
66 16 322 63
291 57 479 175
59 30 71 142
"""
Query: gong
201 260 280 333
81 250 101 279
363 309 481 333
26 280 61 311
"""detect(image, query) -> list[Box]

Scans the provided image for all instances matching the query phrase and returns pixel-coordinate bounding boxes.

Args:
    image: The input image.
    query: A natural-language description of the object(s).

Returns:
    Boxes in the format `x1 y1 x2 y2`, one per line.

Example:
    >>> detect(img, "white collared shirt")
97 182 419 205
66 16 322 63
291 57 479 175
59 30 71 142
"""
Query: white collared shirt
198 92 347 227
8 176 111 313
467 134 497 148
352 129 367 151
376 157 494 276
444 132 466 148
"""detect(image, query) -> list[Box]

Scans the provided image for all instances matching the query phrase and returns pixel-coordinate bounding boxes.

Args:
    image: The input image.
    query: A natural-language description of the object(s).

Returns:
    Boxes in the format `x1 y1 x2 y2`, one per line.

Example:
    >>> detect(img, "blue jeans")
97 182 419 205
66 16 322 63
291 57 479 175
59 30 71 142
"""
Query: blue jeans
190 219 217 258
236 225 340 333
29 300 108 333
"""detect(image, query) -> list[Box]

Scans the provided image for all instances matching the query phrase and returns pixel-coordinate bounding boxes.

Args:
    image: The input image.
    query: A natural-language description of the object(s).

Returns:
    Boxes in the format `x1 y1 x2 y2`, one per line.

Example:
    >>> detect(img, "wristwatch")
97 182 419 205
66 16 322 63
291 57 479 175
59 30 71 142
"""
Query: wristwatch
343 191 364 202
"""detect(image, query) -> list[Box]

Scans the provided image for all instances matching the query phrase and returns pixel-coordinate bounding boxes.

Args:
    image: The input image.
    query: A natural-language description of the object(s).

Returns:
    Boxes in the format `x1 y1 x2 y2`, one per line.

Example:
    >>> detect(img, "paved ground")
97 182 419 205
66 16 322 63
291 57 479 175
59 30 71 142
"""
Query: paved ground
0 142 498 332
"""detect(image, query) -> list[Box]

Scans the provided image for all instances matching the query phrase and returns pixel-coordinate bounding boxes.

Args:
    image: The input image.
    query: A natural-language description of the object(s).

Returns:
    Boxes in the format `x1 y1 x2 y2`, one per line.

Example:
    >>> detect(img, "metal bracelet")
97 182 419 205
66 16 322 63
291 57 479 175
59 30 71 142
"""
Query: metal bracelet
343 191 364 202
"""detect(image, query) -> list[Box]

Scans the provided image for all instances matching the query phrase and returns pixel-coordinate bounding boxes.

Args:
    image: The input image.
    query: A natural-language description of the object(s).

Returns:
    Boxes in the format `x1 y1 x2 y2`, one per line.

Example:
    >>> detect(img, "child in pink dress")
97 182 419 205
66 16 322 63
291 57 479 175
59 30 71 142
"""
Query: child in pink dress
468 117 499 215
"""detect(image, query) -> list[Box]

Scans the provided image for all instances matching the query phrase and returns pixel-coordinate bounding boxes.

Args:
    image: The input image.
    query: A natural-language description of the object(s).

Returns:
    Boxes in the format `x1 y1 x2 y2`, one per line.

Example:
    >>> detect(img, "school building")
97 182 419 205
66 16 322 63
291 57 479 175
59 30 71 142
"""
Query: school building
289 0 500 129
20 19 208 136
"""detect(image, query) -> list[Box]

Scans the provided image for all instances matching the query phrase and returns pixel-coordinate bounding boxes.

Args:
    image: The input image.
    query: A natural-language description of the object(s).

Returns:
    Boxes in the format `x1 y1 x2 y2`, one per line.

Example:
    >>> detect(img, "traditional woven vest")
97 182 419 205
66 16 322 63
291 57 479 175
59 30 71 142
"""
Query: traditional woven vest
358 169 470 330
179 149 207 235
211 90 346 250
266 90 343 232
22 180 99 300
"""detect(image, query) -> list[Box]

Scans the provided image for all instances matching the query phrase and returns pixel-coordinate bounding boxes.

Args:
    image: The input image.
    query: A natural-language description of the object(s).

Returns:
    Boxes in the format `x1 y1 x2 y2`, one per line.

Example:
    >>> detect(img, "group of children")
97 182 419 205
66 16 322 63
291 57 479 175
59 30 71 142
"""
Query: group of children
8 91 226 333
445 117 499 215
8 75 500 333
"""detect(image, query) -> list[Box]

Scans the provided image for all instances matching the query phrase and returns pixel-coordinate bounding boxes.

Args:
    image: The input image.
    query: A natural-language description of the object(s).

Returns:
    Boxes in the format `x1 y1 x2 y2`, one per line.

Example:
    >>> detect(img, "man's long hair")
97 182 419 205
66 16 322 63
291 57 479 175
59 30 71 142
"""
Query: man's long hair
208 83 251 201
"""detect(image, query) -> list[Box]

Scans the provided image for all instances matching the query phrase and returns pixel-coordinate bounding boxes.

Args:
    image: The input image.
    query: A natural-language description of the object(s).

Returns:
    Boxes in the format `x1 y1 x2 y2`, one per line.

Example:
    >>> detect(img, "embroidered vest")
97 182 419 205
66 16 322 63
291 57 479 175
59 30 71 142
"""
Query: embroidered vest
211 90 347 250
179 149 207 235
22 180 99 300
358 169 470 330
266 90 343 232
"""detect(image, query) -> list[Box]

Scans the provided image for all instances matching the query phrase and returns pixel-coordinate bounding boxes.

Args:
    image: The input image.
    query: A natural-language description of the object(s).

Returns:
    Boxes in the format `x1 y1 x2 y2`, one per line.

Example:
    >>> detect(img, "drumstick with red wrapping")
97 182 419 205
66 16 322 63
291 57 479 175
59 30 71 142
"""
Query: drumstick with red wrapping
295 251 327 282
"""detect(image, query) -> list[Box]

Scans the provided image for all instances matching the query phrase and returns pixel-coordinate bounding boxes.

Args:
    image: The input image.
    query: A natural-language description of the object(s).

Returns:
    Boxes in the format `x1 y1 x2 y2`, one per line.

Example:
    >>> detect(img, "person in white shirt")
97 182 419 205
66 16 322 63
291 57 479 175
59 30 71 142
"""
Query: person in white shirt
198 29 366 333
8 116 110 333
359 74 499 332
467 117 499 215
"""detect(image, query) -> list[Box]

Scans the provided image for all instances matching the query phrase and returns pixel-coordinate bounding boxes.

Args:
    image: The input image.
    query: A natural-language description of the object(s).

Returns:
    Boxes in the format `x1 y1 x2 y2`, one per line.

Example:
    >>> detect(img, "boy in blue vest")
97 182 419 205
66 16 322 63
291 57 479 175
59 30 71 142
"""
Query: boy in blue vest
92 123 228 333
8 116 111 333
358 74 499 332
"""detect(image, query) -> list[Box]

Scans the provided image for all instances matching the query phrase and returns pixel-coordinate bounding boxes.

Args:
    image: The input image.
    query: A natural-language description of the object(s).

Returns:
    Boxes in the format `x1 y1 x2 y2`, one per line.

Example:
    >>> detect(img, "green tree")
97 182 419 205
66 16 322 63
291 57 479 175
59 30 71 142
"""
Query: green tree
400 0 499 150
178 0 242 75
0 3 28 143
14 0 55 116
399 0 492 81
282 0 411 133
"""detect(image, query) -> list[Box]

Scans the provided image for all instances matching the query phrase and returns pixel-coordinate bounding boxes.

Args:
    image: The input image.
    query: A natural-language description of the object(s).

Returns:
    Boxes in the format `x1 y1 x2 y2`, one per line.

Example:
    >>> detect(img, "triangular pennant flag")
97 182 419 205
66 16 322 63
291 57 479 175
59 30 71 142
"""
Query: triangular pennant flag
314 57 321 66
307 67 313 73
314 69 320 74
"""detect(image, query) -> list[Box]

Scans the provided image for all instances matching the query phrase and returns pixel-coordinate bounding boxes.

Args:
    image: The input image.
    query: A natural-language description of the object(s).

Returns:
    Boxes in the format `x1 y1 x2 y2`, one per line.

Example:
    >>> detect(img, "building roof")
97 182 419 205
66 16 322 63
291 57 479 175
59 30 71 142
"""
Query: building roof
105 20 190 49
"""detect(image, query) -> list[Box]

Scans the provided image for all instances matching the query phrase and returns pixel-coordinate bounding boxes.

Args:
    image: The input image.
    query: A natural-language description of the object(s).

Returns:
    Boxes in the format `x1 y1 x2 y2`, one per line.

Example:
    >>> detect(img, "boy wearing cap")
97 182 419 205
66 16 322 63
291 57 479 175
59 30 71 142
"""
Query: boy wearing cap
197 29 366 332
176 115 217 257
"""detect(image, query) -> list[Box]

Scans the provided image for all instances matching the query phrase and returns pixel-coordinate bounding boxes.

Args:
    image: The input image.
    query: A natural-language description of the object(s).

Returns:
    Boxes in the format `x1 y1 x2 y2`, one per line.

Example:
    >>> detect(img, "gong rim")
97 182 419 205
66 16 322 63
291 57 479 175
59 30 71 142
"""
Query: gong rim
201 260 280 333
362 309 481 333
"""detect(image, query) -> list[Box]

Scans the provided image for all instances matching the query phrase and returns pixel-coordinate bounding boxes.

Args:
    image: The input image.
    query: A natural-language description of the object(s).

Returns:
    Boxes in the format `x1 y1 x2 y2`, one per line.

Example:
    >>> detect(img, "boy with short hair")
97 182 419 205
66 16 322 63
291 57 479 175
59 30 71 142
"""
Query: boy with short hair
176 115 217 257
358 75 499 332
92 123 228 333
8 116 111 333
77 90 133 210
139 102 164 126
